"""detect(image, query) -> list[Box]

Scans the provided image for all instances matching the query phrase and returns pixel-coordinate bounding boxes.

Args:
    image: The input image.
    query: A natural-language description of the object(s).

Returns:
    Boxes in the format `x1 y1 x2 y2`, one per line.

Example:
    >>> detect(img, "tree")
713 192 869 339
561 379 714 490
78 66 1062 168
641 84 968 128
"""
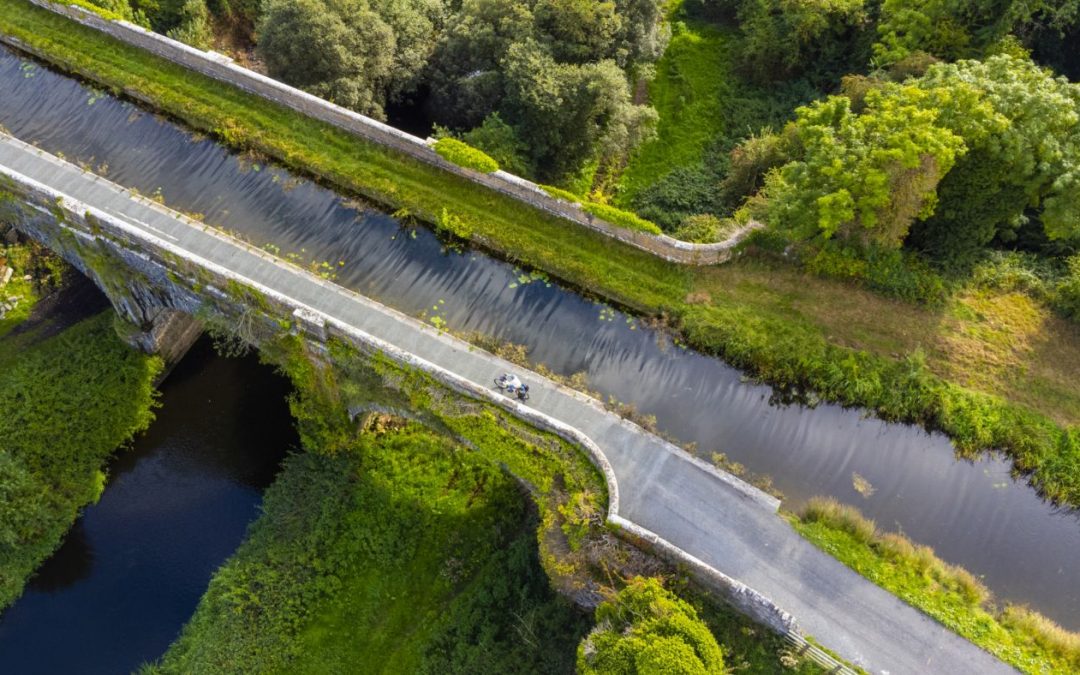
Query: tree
426 0 536 129
500 41 656 179
461 112 532 176
258 0 396 118
745 89 966 249
165 0 214 49
873 0 1080 65
369 0 446 101
908 55 1080 261
736 0 871 81
577 577 724 675
534 0 623 64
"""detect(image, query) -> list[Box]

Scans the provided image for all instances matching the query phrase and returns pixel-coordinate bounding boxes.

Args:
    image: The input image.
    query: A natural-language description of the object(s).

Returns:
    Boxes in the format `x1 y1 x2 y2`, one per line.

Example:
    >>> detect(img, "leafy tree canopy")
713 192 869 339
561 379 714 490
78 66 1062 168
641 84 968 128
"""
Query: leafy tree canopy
257 0 397 117
911 55 1080 257
873 0 1080 65
746 88 966 248
733 0 872 81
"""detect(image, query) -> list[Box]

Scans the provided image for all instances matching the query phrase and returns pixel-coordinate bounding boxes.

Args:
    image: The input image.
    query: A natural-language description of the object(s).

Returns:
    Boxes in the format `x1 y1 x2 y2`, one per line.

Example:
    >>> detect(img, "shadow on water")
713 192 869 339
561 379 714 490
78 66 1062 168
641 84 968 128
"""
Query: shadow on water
1 46 1079 629
0 334 297 675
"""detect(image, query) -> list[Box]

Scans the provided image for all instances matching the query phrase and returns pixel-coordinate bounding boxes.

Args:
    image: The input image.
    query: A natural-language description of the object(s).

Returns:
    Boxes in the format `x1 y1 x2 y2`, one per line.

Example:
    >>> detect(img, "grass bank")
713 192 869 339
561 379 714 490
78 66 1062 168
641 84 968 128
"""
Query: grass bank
0 308 161 610
792 498 1080 674
1 0 1077 509
147 424 589 673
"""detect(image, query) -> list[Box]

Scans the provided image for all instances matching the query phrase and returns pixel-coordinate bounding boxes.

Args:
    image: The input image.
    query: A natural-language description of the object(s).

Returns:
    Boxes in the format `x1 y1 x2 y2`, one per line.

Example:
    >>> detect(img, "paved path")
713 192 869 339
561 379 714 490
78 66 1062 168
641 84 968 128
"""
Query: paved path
0 135 1014 674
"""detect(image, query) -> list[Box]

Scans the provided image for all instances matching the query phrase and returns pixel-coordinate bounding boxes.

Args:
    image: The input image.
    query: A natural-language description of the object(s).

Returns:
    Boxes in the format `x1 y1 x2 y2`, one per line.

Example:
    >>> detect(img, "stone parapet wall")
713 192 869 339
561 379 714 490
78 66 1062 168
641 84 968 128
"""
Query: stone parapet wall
21 0 759 265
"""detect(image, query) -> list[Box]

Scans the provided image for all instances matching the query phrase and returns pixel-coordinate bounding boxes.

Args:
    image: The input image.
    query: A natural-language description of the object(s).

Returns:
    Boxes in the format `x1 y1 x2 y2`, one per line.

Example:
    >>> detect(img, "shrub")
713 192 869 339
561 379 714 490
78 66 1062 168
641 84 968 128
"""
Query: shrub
1054 254 1080 320
433 137 500 174
671 214 739 244
578 577 725 674
717 130 793 213
632 165 719 230
580 202 662 235
540 186 663 236
461 113 530 177
540 184 583 203
801 497 877 544
803 242 948 305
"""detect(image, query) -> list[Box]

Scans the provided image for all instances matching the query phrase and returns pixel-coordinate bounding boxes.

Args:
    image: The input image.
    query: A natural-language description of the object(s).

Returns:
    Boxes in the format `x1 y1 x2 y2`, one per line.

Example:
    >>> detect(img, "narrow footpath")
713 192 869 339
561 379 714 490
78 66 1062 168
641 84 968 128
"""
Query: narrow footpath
0 134 1015 674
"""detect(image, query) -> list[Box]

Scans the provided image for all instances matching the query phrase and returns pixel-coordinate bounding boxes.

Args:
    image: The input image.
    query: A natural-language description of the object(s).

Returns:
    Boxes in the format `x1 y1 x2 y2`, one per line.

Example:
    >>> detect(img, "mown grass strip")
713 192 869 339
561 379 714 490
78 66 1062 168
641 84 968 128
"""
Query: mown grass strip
791 498 1080 674
2 0 1078 510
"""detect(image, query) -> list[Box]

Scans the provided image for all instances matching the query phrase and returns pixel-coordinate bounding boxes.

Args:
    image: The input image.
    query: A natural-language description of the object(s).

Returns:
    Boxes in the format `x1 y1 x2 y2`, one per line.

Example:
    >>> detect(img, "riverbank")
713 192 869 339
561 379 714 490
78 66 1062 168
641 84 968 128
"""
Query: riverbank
146 424 590 673
146 407 820 673
791 498 1080 674
1 0 1075 512
0 263 160 609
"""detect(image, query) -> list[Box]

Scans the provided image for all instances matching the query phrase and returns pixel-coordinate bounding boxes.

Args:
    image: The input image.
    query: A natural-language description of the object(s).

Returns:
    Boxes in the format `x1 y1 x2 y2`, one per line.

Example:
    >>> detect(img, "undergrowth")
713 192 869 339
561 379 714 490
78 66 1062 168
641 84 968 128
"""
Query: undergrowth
0 310 160 609
146 424 588 673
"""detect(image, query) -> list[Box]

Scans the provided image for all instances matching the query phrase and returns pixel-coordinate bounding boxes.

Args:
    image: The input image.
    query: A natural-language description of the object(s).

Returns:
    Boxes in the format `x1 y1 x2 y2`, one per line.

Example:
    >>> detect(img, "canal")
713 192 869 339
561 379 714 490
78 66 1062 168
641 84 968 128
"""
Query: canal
0 44 1078 630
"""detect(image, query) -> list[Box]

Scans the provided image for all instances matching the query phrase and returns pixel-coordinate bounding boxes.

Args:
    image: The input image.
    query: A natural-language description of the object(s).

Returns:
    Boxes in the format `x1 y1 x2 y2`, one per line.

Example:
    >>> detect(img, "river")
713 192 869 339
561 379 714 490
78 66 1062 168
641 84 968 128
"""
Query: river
0 335 295 674
1 45 1078 629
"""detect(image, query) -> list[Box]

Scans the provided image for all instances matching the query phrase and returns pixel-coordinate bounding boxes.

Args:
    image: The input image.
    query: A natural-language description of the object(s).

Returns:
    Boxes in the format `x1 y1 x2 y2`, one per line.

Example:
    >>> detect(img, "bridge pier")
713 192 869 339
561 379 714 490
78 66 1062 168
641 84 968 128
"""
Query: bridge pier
1 172 204 369
114 307 203 369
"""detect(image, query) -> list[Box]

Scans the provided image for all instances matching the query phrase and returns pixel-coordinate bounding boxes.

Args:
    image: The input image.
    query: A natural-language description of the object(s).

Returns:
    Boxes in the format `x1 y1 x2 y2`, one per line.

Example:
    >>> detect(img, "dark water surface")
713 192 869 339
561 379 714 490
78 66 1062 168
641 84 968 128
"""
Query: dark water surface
1 46 1079 628
0 338 295 674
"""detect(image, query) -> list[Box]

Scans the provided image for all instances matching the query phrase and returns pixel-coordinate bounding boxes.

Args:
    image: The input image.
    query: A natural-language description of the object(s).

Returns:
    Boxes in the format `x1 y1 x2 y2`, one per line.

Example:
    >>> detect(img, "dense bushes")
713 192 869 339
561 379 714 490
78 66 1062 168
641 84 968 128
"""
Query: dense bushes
733 0 873 82
802 242 948 304
0 312 160 609
578 577 725 674
433 137 499 173
795 497 1080 673
150 426 588 673
1056 255 1080 319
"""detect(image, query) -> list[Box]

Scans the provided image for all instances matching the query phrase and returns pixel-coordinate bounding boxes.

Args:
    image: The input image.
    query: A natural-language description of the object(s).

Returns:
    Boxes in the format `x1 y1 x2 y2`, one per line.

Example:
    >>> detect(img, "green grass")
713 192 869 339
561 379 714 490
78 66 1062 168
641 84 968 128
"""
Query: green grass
148 424 588 674
0 310 161 609
792 498 1080 674
613 5 814 213
616 17 734 205
2 0 1079 510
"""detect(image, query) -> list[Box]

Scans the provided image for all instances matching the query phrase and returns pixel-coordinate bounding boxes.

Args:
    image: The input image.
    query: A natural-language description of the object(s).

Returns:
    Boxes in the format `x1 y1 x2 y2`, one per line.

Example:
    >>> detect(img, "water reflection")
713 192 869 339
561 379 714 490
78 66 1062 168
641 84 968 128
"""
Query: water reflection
1 46 1078 628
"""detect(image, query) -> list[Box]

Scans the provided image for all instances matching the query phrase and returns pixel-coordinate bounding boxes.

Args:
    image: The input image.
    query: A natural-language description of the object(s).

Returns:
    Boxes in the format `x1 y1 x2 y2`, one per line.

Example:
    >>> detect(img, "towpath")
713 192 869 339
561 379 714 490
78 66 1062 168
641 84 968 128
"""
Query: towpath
0 134 1014 674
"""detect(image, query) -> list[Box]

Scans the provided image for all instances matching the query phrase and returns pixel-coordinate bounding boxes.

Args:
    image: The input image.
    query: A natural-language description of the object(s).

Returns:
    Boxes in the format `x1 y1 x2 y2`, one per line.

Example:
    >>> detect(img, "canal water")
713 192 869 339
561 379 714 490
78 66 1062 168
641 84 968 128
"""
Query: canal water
1 46 1078 628
0 336 295 674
